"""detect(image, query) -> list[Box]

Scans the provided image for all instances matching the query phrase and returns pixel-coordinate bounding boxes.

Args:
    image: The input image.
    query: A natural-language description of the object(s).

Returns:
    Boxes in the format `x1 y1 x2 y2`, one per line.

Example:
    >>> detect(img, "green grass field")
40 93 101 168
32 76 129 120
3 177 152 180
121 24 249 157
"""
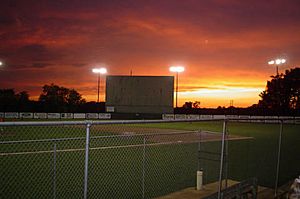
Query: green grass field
0 121 299 198
139 121 300 187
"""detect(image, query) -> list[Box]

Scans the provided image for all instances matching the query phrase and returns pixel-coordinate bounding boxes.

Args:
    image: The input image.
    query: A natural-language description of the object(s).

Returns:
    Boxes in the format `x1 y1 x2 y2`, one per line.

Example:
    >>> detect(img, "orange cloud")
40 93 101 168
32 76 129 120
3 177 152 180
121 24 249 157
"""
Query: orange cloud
1 0 300 108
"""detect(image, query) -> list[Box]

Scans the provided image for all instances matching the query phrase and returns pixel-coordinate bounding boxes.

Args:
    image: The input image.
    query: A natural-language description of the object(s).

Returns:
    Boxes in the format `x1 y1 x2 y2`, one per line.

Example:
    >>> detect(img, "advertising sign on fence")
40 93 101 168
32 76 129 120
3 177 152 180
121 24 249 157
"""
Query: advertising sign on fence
213 115 226 119
61 113 73 119
106 106 115 112
264 116 278 123
98 113 111 119
5 112 19 119
47 113 61 119
226 115 239 119
186 114 200 120
74 113 86 119
295 117 300 124
279 116 294 124
238 115 250 122
34 113 47 119
162 114 174 120
200 115 213 119
250 116 265 123
20 112 34 119
86 113 98 119
175 114 186 120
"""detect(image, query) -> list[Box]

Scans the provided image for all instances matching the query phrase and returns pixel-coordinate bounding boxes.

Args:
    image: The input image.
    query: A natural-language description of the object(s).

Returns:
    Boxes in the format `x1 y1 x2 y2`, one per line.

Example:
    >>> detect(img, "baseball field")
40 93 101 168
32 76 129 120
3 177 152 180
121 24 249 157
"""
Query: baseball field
0 120 299 198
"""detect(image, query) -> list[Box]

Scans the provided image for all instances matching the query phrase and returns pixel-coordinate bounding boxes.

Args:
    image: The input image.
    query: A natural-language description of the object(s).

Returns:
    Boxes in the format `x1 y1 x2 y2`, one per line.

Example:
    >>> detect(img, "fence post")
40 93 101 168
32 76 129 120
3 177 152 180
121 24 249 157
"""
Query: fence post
84 122 91 199
142 136 146 199
274 120 283 197
224 122 229 189
197 130 202 171
218 119 227 199
53 143 57 199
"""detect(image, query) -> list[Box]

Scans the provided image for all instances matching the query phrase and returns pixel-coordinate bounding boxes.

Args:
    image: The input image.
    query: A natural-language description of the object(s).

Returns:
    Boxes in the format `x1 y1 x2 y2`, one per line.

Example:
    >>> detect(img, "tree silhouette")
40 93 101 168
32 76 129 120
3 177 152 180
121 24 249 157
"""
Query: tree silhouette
16 91 31 111
39 84 85 112
192 101 201 108
285 68 300 109
0 89 31 111
183 101 193 109
259 68 300 112
66 89 86 112
0 89 17 111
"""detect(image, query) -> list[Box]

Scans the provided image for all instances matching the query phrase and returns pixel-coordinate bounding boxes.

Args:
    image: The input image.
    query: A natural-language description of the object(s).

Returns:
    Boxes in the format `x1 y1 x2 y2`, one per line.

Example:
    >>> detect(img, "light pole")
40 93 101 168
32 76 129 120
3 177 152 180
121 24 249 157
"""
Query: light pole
268 58 286 76
92 68 107 102
268 58 286 111
267 58 286 198
169 66 185 108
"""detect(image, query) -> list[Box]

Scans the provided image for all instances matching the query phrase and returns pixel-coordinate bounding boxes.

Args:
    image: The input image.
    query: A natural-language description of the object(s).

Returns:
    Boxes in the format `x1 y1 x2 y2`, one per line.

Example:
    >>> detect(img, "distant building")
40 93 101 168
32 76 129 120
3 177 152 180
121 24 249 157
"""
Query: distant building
105 76 174 114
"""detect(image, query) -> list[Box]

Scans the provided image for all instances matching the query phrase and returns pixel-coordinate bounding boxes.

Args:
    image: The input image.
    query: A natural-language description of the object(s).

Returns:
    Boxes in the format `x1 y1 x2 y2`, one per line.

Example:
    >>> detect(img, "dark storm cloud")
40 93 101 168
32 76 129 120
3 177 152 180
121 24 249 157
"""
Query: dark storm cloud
19 44 47 53
0 14 18 26
9 62 52 69
0 44 63 70
31 62 52 68
149 0 300 29
2 0 300 32
16 44 63 62
72 63 87 68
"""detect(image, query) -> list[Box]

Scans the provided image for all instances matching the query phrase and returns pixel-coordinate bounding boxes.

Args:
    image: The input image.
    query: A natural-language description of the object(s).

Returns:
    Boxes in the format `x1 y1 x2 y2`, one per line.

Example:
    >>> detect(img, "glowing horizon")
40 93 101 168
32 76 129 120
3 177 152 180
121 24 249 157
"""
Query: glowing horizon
28 78 266 108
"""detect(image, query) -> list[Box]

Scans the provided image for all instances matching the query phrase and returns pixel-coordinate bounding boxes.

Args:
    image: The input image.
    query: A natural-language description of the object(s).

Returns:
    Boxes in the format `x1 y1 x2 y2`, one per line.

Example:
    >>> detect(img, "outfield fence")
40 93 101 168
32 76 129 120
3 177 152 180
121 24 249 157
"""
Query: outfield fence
0 119 299 199
1 112 300 124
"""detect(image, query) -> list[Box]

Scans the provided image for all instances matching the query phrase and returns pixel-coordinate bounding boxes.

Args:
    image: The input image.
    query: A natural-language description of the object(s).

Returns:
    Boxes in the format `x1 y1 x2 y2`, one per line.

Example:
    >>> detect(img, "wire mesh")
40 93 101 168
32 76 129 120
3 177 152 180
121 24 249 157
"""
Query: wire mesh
87 124 204 198
0 124 86 199
0 119 299 199
225 121 282 188
277 121 300 197
225 120 300 198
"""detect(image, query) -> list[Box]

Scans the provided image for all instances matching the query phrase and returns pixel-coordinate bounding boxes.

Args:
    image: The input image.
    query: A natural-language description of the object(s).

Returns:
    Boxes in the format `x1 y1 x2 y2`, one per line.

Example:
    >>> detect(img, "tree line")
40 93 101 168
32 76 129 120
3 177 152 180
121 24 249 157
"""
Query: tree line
1 68 299 115
177 68 300 115
0 84 104 113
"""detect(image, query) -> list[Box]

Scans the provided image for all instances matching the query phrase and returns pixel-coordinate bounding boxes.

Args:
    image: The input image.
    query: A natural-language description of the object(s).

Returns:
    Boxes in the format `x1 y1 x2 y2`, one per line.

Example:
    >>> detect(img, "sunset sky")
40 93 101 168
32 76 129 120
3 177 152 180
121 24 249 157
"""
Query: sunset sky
1 0 300 108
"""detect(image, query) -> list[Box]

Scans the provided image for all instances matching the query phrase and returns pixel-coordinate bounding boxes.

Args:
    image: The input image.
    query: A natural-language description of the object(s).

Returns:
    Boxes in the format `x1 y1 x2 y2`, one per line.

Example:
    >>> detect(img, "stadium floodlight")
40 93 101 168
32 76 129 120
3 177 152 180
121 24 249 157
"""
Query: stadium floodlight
268 60 275 65
169 66 185 73
169 66 185 108
268 58 286 76
275 59 282 65
92 68 107 74
92 67 107 102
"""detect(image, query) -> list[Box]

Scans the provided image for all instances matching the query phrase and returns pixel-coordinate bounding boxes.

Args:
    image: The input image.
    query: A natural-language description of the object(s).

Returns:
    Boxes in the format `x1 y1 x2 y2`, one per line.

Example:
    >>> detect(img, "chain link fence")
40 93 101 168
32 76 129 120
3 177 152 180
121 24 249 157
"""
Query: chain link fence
221 119 300 199
0 119 299 198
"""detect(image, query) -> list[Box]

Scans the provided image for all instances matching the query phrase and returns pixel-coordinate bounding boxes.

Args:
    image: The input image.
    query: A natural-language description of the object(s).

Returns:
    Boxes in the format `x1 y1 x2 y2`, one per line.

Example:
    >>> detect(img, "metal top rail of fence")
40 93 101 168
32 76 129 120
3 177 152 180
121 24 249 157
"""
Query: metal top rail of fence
0 118 222 126
0 117 297 126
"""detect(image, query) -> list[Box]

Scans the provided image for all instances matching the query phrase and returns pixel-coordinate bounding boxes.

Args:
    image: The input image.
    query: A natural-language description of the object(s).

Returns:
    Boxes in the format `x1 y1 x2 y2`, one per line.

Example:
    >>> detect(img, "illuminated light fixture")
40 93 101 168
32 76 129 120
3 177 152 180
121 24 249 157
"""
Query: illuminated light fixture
268 60 275 65
275 59 282 65
92 67 107 103
169 66 185 108
268 58 286 76
0 61 3 66
268 59 286 65
92 68 107 74
169 66 185 73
